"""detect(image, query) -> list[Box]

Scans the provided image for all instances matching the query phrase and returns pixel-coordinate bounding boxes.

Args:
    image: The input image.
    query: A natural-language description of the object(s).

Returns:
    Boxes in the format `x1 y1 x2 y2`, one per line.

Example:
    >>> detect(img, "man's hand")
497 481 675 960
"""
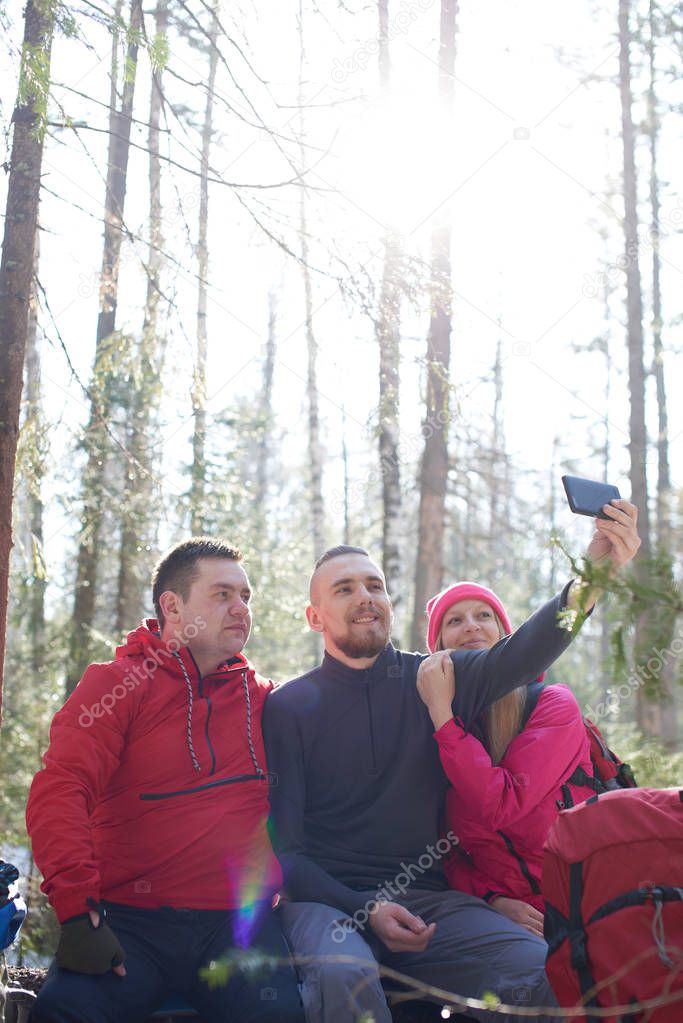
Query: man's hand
416 651 455 731
568 500 641 613
56 908 126 976
368 901 436 953
490 896 544 939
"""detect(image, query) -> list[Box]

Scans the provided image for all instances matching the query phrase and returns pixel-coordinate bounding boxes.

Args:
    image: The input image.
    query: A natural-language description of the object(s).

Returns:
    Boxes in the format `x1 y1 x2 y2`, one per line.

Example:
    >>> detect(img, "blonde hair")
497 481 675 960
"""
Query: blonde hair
436 610 526 765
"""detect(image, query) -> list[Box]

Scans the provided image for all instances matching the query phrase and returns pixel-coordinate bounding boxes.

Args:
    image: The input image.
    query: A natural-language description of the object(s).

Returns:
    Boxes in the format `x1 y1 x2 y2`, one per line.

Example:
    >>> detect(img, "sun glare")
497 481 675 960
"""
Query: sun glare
329 88 454 236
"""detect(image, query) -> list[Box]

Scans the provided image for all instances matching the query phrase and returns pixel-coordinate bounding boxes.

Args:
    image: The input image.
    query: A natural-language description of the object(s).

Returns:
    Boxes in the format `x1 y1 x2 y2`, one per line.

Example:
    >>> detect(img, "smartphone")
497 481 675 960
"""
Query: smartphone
562 475 621 519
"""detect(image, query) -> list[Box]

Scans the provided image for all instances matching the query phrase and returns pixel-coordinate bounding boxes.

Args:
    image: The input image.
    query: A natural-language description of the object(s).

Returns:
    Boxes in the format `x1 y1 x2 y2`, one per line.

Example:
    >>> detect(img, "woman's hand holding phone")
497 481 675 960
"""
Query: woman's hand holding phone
586 499 641 570
567 498 641 614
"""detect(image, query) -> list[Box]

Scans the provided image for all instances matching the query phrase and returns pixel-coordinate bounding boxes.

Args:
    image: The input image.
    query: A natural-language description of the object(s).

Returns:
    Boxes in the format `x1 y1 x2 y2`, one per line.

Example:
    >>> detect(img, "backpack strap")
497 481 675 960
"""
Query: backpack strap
565 763 608 794
520 681 545 730
568 861 600 1016
557 781 574 810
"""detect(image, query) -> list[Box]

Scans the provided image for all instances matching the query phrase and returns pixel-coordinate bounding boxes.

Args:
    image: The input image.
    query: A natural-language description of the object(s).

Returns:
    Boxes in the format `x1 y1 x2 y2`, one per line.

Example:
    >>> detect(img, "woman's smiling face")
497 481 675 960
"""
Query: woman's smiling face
439 599 502 651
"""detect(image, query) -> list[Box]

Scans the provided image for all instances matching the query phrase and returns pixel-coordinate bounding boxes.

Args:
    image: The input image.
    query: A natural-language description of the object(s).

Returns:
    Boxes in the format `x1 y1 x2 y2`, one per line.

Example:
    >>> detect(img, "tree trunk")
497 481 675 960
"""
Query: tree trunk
25 243 47 681
341 406 351 545
378 234 403 625
377 1 403 628
298 1 325 565
647 0 670 552
619 0 657 737
619 0 650 552
301 212 325 563
600 288 613 703
115 0 168 633
97 0 143 347
0 0 54 722
410 0 457 650
190 3 219 536
646 0 676 747
461 466 472 580
255 292 277 512
67 0 144 694
549 434 559 594
489 335 507 574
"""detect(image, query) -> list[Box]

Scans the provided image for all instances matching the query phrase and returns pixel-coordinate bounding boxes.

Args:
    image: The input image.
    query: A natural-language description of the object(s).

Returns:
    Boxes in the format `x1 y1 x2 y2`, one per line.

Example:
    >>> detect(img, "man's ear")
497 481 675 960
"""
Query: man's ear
159 590 181 625
306 604 323 634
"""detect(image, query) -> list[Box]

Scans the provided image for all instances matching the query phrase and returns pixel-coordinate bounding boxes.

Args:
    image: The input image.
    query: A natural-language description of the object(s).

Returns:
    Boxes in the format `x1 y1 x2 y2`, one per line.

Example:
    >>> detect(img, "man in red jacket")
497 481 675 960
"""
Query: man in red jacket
26 537 303 1023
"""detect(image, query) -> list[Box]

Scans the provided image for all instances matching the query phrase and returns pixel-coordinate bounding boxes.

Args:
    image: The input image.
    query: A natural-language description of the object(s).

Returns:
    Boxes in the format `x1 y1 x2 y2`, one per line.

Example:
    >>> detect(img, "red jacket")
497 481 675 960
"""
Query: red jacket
435 684 594 912
26 622 282 922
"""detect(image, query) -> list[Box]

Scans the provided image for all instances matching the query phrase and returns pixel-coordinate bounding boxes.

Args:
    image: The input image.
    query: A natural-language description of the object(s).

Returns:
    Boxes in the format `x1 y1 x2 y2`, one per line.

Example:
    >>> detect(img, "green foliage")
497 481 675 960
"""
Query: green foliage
149 31 169 72
11 877 59 963
53 1 77 37
125 23 144 49
555 538 683 699
123 53 137 86
199 949 280 989
601 723 683 787
0 595 66 849
15 410 49 506
17 40 51 138
182 396 319 681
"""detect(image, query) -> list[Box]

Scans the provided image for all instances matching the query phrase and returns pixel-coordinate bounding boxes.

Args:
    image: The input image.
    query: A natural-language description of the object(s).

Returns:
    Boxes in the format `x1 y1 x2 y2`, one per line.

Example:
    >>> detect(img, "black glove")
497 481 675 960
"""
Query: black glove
56 903 126 974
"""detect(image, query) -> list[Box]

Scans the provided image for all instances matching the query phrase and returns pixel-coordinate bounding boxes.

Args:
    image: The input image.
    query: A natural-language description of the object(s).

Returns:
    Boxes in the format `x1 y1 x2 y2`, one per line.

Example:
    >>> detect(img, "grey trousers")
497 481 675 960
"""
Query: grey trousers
280 890 560 1023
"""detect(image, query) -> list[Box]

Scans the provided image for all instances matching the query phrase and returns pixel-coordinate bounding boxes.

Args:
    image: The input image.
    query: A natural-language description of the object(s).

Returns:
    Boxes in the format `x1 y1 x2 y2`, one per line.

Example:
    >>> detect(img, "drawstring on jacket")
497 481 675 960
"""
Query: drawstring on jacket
173 653 265 778
173 652 201 773
241 670 265 778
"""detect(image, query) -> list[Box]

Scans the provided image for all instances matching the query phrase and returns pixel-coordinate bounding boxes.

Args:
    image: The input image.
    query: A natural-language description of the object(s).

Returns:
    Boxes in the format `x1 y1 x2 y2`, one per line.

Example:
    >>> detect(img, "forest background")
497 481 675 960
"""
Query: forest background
1 0 683 961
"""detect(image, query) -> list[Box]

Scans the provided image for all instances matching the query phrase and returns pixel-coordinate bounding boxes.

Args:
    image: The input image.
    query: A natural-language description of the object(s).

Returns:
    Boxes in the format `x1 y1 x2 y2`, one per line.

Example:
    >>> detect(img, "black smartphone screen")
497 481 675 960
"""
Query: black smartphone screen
562 475 621 519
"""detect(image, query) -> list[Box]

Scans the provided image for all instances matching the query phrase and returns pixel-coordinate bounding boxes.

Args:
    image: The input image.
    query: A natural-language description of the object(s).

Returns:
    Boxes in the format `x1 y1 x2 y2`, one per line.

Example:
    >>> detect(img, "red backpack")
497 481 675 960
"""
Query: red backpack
543 787 683 1022
523 683 637 807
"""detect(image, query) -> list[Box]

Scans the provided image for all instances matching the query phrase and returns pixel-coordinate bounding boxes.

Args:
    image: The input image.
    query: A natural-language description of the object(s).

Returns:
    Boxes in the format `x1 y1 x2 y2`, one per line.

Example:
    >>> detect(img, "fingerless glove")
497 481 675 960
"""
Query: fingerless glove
56 903 126 974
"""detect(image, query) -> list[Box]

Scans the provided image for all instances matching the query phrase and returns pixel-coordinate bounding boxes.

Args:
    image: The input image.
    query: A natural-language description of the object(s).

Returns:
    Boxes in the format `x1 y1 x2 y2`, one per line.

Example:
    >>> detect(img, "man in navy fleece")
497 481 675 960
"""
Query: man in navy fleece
263 502 641 1022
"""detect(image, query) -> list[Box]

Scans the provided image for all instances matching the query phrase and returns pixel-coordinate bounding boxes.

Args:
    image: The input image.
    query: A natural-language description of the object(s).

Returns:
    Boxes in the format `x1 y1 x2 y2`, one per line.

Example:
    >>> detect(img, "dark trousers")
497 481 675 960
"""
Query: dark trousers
32 902 303 1023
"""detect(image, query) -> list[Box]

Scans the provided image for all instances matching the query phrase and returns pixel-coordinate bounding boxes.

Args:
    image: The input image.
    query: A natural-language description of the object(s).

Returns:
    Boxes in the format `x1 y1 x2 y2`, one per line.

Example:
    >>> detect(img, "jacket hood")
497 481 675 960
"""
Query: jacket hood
114 619 258 778
115 619 249 679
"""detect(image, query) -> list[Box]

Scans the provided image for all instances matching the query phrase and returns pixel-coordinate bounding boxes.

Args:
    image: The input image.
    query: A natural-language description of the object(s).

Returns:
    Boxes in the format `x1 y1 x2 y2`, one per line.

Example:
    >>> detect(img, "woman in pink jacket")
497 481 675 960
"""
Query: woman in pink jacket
424 582 595 938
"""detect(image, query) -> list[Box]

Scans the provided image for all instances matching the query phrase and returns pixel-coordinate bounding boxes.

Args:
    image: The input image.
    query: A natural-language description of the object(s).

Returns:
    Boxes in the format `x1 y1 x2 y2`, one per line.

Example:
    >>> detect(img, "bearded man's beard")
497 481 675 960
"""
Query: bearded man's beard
334 622 390 660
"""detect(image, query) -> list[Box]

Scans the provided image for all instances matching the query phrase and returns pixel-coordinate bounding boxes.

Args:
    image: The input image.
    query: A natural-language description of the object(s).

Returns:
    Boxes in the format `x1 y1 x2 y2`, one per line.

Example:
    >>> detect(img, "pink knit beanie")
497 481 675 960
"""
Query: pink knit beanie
426 582 512 654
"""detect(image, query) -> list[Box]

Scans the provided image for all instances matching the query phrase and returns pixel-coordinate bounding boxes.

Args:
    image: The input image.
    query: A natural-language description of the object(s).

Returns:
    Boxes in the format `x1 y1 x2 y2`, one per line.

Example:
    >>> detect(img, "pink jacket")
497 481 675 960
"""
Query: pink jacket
435 684 594 912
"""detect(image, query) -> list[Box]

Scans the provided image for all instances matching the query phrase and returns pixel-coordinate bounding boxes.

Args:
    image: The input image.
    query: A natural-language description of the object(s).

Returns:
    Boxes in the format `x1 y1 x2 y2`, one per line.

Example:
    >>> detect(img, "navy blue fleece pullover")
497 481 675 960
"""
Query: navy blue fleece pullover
262 583 578 917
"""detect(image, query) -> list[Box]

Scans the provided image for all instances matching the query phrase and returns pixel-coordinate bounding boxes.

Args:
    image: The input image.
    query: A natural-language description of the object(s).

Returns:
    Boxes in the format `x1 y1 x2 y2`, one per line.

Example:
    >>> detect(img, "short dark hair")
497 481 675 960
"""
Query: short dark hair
313 545 369 572
151 537 242 626
310 545 373 601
